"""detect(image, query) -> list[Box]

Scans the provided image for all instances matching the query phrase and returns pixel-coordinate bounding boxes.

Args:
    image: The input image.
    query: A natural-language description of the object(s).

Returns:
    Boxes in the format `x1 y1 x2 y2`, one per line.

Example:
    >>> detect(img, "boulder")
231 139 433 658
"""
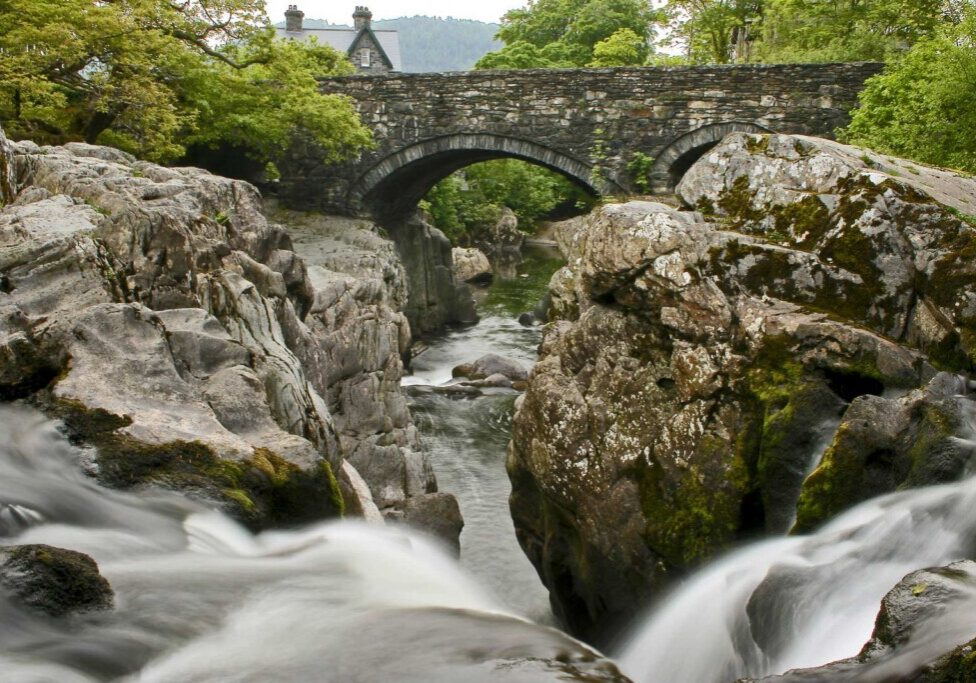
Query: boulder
398 492 465 556
476 207 525 280
0 544 113 617
452 247 492 285
453 353 529 383
796 373 975 531
386 212 478 337
508 134 976 642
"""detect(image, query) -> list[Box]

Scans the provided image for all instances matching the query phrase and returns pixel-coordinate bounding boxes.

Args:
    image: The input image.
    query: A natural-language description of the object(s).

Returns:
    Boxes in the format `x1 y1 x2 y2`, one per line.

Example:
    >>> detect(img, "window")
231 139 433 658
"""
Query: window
361 49 371 67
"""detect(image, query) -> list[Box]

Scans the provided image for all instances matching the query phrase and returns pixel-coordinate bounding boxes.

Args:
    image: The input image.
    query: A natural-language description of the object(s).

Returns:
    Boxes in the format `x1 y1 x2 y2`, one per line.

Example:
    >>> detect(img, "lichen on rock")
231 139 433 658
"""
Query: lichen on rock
508 133 976 642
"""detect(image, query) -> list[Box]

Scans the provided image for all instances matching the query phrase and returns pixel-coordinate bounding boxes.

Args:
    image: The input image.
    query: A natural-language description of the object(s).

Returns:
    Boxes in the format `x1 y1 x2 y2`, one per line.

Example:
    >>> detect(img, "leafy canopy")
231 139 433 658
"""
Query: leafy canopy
842 5 976 174
421 160 593 243
0 0 371 165
476 0 660 69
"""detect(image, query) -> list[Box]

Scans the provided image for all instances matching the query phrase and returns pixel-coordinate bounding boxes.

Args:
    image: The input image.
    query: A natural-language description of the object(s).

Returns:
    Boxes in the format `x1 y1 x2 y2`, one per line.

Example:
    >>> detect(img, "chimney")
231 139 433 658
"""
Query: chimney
353 6 373 31
285 4 304 32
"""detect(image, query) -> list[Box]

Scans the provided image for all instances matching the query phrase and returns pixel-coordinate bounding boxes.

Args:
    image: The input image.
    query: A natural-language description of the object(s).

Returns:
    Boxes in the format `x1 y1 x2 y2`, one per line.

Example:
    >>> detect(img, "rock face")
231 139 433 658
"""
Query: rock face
452 247 492 285
0 131 457 535
508 133 976 642
752 561 976 682
0 127 15 207
0 544 114 617
387 213 478 337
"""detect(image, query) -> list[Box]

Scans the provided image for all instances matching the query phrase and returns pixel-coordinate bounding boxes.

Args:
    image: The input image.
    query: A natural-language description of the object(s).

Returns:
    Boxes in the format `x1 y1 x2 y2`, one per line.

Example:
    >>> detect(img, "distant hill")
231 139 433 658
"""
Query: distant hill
289 16 501 72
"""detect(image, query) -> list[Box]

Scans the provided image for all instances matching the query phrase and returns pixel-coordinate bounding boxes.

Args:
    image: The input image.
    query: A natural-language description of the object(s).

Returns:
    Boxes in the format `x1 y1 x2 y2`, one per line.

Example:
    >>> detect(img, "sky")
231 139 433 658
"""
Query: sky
264 0 527 25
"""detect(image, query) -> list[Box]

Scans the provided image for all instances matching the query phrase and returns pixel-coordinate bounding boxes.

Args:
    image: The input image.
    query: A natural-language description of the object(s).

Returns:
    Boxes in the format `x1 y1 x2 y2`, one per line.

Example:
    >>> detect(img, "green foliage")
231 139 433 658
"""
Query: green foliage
477 0 660 69
660 0 966 65
422 159 593 243
759 0 951 62
589 28 649 66
662 0 763 64
627 151 654 192
842 7 976 174
0 0 371 166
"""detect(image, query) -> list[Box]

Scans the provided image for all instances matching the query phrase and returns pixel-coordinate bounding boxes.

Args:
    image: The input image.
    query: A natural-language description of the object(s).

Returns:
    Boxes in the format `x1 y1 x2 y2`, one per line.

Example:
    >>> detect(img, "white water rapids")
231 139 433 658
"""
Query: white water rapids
619 392 976 682
0 406 615 682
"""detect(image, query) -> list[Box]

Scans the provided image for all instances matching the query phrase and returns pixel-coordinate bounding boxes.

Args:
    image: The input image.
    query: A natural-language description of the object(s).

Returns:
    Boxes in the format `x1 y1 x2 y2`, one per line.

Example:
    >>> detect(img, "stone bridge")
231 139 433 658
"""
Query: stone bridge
278 63 882 219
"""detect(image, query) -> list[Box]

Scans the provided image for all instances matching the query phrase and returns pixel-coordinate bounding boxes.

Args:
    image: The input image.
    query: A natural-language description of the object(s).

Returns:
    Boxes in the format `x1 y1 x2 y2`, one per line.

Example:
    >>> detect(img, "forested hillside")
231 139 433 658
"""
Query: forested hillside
293 16 501 72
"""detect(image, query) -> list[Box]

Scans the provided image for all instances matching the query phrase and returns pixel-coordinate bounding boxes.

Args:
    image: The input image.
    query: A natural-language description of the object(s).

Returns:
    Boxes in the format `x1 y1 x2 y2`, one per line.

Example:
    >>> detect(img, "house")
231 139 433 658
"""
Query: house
277 6 402 74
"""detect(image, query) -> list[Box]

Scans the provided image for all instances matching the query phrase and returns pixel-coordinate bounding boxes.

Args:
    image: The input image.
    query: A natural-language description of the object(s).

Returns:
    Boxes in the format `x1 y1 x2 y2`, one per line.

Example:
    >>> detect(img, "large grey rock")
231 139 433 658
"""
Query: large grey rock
388 212 478 337
509 136 976 642
0 140 458 538
452 247 492 284
453 353 529 383
0 544 114 617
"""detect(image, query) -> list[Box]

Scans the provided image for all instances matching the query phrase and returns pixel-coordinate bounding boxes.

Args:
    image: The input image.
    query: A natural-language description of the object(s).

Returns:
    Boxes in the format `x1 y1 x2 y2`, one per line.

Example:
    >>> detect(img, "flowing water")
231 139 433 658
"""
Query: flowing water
0 406 613 682
618 394 976 682
406 245 564 622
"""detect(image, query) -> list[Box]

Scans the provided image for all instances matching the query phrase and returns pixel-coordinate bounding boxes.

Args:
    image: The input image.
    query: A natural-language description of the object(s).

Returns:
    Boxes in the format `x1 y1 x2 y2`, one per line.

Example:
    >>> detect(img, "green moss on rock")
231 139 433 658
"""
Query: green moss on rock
0 544 114 617
53 400 344 529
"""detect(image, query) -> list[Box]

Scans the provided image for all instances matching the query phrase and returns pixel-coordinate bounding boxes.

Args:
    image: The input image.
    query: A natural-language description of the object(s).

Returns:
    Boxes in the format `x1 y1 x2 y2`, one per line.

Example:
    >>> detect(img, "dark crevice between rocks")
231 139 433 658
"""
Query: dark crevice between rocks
822 368 885 404
0 275 13 294
0 364 63 402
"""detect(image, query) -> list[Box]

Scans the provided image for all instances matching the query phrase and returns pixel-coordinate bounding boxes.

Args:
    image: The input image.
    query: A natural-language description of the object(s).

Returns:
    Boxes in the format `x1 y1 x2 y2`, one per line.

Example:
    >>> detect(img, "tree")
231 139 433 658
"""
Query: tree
661 0 763 64
477 0 659 69
421 160 593 243
759 0 952 63
0 0 371 166
841 6 976 173
589 28 649 66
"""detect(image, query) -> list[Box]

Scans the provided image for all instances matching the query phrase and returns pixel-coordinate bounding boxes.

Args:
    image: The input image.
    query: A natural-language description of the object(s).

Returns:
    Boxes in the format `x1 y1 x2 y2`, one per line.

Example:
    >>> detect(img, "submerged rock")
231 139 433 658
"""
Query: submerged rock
508 133 976 642
0 544 113 617
453 354 529 383
0 129 458 538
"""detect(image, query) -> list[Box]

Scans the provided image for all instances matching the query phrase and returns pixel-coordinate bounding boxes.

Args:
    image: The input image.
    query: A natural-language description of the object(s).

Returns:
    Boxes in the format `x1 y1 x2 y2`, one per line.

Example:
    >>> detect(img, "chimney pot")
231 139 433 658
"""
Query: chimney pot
285 4 304 32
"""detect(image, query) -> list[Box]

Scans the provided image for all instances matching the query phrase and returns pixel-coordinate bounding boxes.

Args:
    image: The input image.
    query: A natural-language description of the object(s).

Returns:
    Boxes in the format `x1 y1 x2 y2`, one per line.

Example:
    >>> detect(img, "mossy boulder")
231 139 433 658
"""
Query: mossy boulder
510 135 976 643
795 373 974 532
0 544 114 617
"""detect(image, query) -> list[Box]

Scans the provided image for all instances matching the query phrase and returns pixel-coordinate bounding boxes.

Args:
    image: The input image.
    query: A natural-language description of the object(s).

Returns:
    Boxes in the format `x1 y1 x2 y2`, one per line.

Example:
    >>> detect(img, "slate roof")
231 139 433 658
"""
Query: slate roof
275 26 402 71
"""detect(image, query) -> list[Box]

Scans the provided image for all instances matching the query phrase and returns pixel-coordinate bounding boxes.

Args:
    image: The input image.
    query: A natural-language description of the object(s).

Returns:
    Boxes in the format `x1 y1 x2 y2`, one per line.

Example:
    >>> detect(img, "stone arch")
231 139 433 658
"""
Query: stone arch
649 122 773 193
349 134 618 220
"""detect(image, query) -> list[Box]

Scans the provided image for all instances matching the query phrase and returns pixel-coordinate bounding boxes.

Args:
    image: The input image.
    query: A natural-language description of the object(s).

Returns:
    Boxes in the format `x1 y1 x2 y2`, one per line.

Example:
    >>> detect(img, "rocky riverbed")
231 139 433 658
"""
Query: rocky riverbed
5 120 976 682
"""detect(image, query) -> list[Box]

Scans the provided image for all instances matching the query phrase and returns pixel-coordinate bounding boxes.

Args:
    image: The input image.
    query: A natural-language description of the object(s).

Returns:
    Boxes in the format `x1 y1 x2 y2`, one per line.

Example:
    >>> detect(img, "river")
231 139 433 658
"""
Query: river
3 242 976 682
406 245 564 623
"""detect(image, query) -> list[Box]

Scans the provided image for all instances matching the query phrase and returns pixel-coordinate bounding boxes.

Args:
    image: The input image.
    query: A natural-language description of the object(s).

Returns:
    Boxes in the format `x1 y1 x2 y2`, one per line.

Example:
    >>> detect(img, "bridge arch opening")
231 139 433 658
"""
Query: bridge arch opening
349 134 617 222
649 122 773 193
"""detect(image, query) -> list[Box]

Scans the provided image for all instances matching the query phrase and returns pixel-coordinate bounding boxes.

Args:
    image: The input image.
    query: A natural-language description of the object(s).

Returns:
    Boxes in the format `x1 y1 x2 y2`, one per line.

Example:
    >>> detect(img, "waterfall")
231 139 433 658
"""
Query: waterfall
0 405 604 682
617 393 976 682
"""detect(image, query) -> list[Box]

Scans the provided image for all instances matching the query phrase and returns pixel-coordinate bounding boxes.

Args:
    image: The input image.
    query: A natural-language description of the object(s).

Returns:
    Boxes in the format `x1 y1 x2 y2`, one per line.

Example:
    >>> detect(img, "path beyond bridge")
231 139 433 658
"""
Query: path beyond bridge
278 63 883 219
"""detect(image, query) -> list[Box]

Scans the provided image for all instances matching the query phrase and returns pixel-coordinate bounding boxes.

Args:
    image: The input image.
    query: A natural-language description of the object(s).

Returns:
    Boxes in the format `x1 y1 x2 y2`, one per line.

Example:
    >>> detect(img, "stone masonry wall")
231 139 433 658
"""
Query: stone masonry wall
279 63 883 215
